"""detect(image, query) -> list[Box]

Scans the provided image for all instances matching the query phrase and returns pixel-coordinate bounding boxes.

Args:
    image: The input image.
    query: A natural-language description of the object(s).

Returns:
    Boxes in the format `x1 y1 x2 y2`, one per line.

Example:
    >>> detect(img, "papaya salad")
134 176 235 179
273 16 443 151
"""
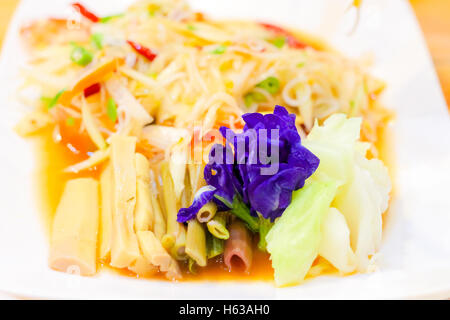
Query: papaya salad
15 0 392 287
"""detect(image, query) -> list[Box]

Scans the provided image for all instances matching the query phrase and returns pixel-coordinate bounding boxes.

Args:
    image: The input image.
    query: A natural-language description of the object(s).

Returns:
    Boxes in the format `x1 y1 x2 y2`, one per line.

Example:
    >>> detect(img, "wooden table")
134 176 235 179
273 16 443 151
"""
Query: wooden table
410 0 450 109
0 0 449 108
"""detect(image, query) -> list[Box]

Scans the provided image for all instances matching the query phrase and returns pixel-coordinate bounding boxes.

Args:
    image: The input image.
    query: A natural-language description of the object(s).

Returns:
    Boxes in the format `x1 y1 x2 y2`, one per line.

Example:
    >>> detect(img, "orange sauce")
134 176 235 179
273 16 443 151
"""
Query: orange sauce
185 243 274 282
33 125 100 235
107 249 275 282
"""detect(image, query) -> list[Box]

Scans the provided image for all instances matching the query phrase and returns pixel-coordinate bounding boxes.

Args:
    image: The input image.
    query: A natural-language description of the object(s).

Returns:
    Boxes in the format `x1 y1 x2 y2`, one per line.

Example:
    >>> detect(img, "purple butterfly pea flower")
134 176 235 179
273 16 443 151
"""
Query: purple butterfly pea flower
177 105 319 223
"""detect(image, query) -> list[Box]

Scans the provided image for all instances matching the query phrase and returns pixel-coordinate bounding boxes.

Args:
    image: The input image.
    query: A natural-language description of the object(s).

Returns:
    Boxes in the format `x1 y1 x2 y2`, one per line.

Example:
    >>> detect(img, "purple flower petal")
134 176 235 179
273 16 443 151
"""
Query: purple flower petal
204 144 242 205
177 105 320 223
177 186 216 223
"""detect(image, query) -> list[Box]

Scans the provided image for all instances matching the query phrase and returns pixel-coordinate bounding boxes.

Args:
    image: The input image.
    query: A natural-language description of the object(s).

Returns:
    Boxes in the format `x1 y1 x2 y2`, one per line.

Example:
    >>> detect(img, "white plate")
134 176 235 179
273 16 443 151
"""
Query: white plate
0 0 449 300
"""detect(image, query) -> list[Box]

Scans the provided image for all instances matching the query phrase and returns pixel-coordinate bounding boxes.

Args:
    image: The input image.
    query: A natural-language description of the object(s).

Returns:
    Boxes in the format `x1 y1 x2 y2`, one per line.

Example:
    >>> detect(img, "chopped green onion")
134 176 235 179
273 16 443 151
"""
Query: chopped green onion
90 33 103 50
187 24 196 31
211 45 227 55
66 117 75 126
256 76 280 94
206 212 230 240
47 89 66 109
107 98 118 122
244 91 266 108
100 14 124 23
270 36 286 48
70 46 93 66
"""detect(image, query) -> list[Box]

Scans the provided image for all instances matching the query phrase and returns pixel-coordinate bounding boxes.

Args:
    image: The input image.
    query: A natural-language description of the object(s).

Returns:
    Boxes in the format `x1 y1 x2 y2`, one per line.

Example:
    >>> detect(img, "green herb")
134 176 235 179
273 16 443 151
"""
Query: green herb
211 45 227 55
47 89 66 109
70 46 93 66
256 76 280 94
257 216 273 251
244 91 266 108
66 117 75 126
214 194 260 233
90 33 103 50
187 24 196 31
100 14 124 23
107 98 118 122
270 36 286 48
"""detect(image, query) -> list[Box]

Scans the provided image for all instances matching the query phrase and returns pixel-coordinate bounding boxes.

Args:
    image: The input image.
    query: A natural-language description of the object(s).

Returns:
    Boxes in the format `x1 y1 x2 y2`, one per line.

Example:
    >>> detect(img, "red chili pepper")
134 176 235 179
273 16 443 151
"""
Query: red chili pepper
260 22 286 34
72 3 100 23
83 83 101 98
260 22 307 49
286 36 307 49
127 40 157 61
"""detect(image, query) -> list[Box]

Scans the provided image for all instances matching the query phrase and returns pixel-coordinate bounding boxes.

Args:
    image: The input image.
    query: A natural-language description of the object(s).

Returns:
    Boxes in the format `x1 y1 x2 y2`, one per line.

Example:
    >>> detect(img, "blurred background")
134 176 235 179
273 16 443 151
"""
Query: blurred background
0 0 449 109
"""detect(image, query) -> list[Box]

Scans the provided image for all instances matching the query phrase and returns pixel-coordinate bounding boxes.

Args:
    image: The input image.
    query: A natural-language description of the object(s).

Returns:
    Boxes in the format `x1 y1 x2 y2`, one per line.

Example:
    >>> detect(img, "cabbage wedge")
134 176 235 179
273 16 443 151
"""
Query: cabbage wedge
266 178 339 287
304 114 391 272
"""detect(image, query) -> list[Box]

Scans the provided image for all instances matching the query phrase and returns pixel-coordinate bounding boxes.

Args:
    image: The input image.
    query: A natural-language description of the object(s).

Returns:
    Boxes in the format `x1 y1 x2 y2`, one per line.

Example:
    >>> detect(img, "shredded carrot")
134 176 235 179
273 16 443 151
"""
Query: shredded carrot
59 58 124 106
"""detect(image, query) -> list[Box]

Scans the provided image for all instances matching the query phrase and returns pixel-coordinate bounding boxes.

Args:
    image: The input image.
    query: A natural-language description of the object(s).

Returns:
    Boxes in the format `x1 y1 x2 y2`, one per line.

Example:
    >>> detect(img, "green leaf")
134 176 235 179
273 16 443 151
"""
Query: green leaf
107 98 118 122
256 76 280 94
